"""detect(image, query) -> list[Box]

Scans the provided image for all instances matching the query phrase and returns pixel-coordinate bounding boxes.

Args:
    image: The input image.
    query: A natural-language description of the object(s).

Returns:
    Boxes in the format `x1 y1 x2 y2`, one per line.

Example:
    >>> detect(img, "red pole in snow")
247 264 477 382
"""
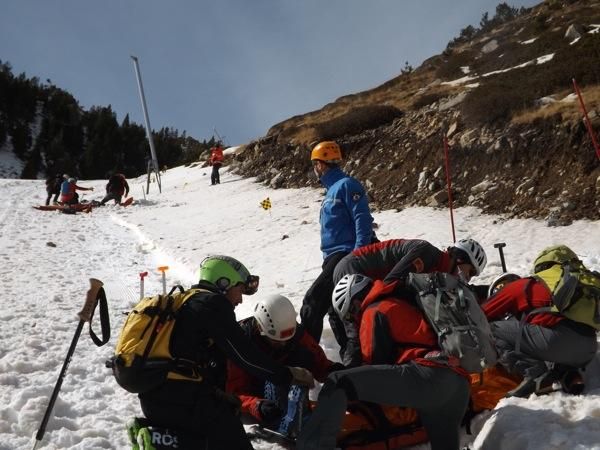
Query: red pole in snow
139 271 149 299
443 135 457 243
572 78 600 160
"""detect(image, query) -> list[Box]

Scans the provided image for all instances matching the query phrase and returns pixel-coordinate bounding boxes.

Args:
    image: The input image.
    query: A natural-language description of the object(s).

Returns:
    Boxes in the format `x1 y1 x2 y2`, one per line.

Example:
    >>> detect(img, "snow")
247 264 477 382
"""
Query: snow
0 145 24 179
520 37 538 44
1 165 599 450
442 53 556 86
561 93 578 103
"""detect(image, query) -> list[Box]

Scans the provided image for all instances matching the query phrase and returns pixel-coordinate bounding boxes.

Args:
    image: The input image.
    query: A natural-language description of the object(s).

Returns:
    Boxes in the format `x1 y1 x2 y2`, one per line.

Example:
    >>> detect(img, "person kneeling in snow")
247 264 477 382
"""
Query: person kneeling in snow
100 172 129 205
138 256 315 449
297 274 470 450
482 245 597 398
59 176 94 205
333 237 488 367
227 294 343 432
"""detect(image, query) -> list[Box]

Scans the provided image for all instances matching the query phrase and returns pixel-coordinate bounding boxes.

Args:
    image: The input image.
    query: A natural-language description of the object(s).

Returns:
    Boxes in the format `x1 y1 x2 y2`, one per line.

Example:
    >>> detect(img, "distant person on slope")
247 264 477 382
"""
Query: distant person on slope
208 143 224 185
227 294 343 429
100 173 129 205
58 177 94 205
300 140 376 361
45 173 63 205
138 255 315 449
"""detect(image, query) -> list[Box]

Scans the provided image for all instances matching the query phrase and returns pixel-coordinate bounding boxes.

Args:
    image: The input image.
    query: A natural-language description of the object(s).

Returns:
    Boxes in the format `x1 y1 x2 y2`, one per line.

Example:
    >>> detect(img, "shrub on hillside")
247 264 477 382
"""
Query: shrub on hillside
314 105 403 140
412 92 443 109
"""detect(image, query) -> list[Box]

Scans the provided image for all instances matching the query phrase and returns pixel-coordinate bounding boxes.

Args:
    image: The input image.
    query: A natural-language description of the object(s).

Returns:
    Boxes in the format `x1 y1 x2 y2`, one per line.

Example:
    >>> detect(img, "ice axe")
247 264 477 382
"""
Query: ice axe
32 278 110 450
158 266 169 295
494 242 507 272
139 271 149 299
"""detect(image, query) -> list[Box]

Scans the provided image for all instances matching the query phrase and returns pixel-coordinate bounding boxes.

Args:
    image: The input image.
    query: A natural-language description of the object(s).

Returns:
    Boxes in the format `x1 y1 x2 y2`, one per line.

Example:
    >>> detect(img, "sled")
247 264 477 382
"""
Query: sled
247 424 296 448
120 197 134 207
33 203 93 213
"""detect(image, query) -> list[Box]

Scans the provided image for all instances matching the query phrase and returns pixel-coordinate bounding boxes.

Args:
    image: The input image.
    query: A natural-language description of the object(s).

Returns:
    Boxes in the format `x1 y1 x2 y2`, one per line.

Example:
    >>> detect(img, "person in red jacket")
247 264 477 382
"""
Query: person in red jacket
483 274 597 397
59 177 94 205
332 238 488 367
227 294 342 427
297 274 470 450
208 144 224 185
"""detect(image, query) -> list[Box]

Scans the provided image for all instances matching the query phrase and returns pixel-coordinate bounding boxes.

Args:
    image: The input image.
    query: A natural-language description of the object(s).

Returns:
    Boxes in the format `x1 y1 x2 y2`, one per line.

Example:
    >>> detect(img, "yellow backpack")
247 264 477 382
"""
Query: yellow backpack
533 245 600 331
108 286 211 393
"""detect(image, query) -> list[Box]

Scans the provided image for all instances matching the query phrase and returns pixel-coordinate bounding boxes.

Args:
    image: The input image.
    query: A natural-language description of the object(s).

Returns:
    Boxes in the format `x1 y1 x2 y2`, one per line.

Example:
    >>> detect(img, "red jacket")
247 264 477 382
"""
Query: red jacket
226 318 335 421
482 278 563 327
209 147 224 165
357 280 468 378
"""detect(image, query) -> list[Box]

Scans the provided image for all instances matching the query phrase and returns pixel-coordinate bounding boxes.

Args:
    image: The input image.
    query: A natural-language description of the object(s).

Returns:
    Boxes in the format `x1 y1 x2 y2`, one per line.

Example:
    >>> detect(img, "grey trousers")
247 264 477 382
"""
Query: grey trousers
491 318 597 379
296 363 470 450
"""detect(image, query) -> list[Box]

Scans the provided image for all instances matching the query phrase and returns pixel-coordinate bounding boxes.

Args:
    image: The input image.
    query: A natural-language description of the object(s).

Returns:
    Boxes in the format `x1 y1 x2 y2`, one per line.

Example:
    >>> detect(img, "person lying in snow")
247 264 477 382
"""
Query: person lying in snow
482 245 598 398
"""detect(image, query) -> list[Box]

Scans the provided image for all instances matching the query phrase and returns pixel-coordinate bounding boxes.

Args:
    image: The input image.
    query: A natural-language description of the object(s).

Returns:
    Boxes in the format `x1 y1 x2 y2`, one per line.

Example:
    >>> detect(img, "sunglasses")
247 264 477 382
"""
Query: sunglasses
243 275 260 295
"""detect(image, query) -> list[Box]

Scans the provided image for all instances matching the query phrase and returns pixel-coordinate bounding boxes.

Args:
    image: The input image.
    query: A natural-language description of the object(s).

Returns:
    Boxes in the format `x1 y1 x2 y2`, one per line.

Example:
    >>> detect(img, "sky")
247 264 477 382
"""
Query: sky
0 161 599 449
0 0 541 146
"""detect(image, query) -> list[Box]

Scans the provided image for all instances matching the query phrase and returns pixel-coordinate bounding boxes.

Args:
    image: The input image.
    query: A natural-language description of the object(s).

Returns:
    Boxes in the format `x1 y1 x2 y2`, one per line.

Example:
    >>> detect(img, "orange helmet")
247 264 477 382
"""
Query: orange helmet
310 141 342 162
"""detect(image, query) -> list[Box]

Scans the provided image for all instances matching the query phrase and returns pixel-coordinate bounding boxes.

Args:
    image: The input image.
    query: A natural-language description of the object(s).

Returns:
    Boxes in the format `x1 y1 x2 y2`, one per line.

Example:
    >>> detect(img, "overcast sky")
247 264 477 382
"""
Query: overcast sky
1 1 539 145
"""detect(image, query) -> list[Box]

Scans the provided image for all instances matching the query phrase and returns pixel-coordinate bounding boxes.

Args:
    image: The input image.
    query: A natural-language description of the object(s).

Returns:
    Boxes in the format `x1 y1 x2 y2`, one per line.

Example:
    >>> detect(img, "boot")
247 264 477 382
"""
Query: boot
505 377 536 398
560 369 585 395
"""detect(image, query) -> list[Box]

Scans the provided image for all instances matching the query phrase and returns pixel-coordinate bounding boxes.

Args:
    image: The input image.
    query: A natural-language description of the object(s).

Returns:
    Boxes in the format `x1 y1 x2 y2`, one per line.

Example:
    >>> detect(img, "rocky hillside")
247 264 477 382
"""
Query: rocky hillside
231 0 600 224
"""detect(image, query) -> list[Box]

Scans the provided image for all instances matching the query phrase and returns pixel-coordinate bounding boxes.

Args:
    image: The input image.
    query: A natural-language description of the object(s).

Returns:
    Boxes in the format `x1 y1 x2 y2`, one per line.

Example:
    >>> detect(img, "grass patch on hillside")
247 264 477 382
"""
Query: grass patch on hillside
314 105 403 140
512 85 600 124
461 33 600 125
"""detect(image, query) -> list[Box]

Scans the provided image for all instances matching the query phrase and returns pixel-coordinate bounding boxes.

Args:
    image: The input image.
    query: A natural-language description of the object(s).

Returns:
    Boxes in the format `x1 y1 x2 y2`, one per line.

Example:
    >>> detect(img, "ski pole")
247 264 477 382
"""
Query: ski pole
139 271 149 299
158 266 169 295
32 278 104 450
494 243 507 272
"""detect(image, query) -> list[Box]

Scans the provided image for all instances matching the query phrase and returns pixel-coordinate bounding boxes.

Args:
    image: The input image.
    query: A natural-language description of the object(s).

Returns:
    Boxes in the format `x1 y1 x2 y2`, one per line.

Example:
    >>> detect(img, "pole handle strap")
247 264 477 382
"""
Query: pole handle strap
87 287 111 347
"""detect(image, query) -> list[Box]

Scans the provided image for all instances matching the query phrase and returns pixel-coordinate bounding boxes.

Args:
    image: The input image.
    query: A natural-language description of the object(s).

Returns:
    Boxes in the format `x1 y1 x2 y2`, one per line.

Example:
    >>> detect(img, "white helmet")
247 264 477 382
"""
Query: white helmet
487 272 521 298
453 238 487 276
332 274 373 320
253 294 297 341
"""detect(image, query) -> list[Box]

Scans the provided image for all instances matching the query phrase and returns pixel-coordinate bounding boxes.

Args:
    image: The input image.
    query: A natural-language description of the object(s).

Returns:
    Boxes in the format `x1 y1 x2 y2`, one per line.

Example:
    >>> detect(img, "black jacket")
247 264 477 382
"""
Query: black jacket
141 282 291 401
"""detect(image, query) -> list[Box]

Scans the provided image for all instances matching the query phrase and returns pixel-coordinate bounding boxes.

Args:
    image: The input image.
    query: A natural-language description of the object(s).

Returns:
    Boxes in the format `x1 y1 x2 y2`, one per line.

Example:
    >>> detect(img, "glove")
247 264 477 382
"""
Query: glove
259 400 283 423
215 389 242 415
287 366 315 388
328 362 347 373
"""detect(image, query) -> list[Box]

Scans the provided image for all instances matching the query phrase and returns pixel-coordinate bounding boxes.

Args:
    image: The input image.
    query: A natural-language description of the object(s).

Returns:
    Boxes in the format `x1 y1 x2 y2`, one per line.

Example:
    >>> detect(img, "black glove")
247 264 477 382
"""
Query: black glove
259 400 283 423
215 389 242 415
329 362 347 373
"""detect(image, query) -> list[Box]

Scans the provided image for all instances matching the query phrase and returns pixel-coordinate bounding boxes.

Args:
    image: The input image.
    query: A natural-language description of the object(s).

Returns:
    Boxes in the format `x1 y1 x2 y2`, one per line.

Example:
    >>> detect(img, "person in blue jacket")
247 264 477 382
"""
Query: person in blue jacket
300 141 375 359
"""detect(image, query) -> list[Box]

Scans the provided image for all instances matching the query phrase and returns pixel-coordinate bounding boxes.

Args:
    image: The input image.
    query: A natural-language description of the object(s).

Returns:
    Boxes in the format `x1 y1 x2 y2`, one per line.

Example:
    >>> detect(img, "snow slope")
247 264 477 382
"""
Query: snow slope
0 165 599 450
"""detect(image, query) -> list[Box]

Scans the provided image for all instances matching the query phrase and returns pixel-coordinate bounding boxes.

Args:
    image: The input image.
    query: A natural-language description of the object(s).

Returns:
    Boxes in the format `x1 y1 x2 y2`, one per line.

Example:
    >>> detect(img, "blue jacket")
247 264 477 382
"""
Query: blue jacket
319 166 374 259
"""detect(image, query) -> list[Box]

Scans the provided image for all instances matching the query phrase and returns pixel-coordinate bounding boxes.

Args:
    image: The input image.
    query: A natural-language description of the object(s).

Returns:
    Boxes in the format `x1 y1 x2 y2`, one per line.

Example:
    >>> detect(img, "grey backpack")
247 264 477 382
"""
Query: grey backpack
408 272 497 373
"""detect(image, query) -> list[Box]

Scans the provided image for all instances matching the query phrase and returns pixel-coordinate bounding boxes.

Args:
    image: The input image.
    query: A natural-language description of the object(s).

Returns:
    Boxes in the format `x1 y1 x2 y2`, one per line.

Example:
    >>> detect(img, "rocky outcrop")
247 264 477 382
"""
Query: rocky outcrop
232 107 600 223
